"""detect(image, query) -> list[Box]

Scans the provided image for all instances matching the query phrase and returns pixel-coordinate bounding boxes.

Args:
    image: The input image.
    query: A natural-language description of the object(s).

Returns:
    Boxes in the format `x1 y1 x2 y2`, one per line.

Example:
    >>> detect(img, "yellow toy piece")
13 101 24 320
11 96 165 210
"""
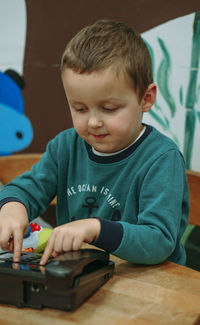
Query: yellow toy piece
34 228 53 253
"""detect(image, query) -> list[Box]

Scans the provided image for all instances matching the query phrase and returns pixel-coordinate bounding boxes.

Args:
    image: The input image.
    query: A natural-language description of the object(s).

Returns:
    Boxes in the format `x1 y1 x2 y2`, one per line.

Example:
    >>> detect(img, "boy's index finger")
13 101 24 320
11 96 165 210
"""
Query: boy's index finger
13 230 23 262
40 248 51 265
40 241 54 265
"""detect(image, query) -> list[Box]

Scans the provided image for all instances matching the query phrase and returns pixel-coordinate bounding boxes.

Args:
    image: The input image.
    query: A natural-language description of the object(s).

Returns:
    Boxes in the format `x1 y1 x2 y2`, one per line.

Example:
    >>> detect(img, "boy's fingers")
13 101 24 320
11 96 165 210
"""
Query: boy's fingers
13 231 23 262
8 237 14 251
0 229 12 250
52 250 59 258
40 248 51 265
40 238 54 265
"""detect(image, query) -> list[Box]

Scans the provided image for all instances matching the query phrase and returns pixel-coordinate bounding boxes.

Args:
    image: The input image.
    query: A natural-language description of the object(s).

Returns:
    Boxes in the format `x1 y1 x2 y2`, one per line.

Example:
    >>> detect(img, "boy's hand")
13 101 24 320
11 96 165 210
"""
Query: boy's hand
0 202 29 262
40 218 101 265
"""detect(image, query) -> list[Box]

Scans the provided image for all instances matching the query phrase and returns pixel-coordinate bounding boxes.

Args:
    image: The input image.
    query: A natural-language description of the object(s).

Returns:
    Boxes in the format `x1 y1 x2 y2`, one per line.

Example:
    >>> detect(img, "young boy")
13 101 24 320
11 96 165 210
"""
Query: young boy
0 19 189 266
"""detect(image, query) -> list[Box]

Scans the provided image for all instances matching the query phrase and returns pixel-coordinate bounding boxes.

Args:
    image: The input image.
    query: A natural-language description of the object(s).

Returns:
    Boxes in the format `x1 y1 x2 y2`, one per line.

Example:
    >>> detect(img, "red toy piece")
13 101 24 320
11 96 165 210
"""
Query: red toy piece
30 223 41 232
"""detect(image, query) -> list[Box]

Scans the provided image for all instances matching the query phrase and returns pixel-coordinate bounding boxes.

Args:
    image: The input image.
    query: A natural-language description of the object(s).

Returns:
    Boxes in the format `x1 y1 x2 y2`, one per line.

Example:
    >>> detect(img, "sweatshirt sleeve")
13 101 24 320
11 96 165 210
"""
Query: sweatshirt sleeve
0 138 59 221
94 150 189 265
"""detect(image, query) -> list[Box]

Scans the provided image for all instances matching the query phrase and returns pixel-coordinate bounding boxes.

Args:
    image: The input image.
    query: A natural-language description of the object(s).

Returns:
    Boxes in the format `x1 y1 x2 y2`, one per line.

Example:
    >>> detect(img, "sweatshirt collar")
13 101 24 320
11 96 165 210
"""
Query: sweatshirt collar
85 124 152 164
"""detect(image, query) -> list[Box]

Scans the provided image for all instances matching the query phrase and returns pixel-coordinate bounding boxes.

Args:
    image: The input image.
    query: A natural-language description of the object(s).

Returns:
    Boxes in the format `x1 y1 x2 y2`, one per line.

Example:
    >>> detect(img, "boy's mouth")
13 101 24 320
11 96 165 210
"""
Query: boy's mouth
92 134 108 140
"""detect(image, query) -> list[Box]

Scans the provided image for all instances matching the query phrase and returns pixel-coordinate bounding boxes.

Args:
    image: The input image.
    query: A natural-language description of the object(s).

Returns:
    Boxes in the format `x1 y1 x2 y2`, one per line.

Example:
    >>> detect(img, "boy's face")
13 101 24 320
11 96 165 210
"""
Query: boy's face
62 67 156 153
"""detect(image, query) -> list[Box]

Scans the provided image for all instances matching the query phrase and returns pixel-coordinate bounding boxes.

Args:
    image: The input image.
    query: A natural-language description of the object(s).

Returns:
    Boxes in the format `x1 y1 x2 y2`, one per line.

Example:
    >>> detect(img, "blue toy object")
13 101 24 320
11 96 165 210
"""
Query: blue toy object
0 70 33 155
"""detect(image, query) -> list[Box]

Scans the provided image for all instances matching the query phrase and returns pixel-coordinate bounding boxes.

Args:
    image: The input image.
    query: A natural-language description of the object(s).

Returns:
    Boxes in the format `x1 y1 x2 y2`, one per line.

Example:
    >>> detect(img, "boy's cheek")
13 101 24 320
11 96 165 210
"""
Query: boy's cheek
73 121 88 137
71 118 81 131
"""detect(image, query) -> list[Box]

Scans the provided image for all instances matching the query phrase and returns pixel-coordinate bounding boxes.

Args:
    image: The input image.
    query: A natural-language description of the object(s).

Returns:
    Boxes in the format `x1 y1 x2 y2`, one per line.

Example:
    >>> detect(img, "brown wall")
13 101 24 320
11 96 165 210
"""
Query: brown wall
23 0 200 153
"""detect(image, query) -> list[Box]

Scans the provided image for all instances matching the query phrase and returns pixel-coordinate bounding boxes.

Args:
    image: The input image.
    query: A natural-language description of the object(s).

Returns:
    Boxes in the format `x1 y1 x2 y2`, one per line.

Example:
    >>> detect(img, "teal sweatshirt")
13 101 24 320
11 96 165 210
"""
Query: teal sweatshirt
0 125 189 265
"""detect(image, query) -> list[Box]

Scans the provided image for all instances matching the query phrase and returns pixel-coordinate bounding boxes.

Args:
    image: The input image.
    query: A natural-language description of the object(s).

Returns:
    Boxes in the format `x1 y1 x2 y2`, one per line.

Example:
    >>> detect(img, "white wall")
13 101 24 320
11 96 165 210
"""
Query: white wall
142 13 200 172
0 0 26 74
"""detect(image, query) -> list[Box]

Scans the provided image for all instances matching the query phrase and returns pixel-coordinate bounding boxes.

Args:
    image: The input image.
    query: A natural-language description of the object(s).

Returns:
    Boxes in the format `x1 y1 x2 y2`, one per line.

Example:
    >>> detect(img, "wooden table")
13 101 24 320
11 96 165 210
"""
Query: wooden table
0 250 200 325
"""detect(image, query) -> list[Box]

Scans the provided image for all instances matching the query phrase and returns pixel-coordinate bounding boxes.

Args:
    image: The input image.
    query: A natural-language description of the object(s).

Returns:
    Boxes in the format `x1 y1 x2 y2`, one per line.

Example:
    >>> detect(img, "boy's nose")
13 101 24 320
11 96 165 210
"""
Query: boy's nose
88 115 103 128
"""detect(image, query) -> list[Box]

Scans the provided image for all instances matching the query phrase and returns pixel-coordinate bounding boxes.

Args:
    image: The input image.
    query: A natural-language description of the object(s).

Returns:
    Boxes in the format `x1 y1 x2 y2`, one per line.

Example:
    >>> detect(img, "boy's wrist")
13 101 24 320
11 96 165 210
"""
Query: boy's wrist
0 201 27 214
92 218 123 253
90 218 101 241
0 197 25 210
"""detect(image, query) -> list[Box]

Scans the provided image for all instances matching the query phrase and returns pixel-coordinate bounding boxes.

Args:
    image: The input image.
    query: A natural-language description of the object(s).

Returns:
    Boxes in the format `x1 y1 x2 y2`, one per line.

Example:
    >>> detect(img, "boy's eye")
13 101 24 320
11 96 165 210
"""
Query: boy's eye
102 107 117 112
74 107 87 112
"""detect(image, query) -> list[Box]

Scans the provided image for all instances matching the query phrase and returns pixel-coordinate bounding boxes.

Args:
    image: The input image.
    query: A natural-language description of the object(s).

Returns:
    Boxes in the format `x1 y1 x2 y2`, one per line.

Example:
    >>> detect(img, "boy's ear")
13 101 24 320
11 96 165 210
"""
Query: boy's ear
141 83 157 112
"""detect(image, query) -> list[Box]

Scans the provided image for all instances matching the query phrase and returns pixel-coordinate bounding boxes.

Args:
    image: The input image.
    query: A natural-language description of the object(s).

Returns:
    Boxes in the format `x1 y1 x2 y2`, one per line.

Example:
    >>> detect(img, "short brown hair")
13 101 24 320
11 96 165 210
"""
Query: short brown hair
61 19 153 100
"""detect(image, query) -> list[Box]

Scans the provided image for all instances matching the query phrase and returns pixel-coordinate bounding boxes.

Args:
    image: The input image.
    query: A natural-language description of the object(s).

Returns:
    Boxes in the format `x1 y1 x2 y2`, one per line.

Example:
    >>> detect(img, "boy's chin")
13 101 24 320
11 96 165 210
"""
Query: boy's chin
93 144 121 154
